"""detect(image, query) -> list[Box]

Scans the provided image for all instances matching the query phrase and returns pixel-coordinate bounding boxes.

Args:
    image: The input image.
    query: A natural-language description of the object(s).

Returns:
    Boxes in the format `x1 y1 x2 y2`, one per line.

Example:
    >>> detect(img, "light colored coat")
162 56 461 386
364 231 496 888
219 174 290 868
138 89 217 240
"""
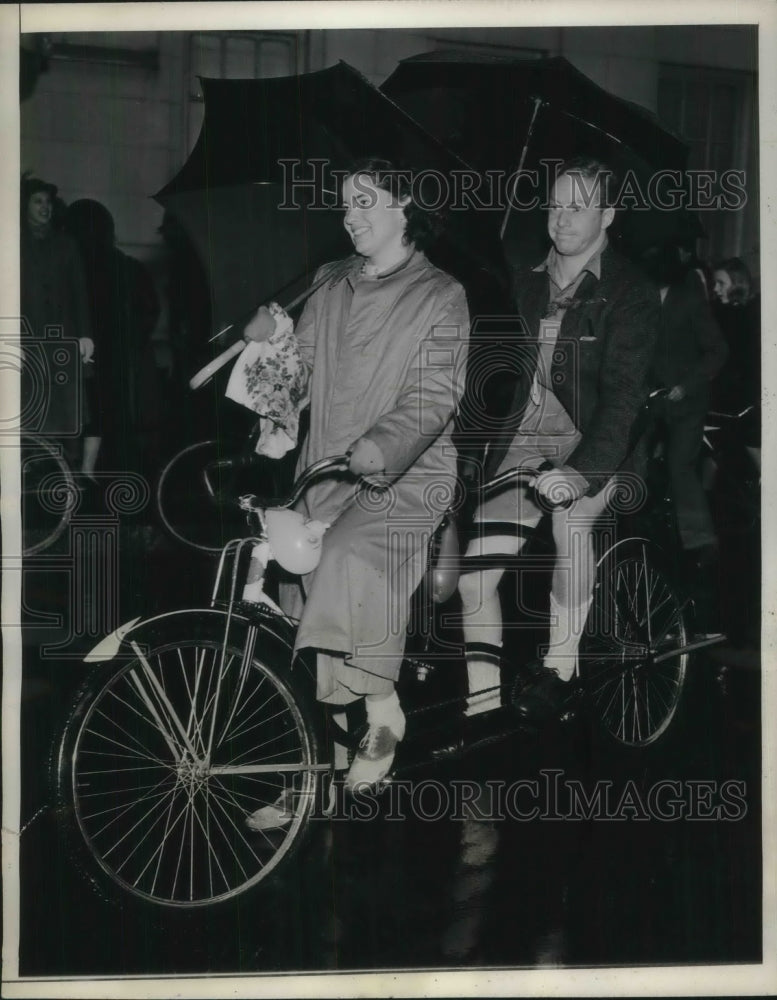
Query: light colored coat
287 250 469 702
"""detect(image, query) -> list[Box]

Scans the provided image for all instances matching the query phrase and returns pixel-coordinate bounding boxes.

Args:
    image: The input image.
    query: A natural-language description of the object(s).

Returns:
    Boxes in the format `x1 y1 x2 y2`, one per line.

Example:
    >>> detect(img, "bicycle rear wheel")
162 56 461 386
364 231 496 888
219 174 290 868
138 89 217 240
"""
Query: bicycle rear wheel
21 434 78 555
54 623 324 908
581 539 690 749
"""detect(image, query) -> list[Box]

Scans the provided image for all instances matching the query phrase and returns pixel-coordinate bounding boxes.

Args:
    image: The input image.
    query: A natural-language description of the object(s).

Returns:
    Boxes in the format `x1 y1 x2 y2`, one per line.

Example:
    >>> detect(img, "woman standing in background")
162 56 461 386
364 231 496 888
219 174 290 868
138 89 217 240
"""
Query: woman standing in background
20 175 93 467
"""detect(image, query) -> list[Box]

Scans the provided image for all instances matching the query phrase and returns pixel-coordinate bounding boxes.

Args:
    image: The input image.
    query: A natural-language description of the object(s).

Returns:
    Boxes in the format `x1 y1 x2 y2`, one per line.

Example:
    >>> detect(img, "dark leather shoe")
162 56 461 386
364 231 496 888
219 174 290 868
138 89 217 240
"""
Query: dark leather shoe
428 707 513 760
511 668 576 724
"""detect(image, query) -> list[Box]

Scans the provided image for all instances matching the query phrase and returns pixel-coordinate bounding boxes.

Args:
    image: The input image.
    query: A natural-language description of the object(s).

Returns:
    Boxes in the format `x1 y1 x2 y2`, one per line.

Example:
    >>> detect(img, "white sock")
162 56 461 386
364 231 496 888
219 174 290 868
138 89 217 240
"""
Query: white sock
464 643 502 716
543 592 593 681
365 689 406 741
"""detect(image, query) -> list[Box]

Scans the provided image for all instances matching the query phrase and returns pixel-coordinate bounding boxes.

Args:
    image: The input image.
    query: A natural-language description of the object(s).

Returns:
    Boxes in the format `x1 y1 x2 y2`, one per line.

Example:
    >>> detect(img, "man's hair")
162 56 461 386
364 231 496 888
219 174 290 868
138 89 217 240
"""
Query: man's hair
346 156 444 250
553 155 620 210
714 256 752 305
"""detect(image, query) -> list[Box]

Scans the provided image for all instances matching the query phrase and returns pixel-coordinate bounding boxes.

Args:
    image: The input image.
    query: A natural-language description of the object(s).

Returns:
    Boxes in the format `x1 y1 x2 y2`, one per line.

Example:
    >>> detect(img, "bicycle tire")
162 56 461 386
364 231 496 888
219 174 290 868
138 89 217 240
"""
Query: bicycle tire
53 618 325 909
156 440 252 554
580 538 690 750
21 434 78 555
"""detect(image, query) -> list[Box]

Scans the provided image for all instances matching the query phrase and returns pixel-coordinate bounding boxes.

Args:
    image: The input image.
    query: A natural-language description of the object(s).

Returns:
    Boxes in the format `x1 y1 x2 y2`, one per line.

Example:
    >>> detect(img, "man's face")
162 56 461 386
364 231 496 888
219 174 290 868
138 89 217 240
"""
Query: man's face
547 172 614 259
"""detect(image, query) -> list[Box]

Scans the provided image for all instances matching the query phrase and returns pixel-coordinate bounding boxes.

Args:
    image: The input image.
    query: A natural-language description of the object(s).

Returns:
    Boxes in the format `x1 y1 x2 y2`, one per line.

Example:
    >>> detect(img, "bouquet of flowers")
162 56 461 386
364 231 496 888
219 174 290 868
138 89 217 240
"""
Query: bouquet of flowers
225 304 310 457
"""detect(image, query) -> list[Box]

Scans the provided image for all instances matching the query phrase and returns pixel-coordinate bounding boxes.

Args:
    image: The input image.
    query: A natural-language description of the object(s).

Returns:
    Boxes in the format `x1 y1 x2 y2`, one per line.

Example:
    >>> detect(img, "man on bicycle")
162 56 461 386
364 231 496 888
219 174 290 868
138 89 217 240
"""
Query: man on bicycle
457 156 661 727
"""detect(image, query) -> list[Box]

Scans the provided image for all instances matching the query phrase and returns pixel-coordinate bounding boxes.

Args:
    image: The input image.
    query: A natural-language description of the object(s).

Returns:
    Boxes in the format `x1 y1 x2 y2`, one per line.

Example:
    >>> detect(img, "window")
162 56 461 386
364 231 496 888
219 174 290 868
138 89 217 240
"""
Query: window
425 36 548 60
186 32 303 150
657 63 757 261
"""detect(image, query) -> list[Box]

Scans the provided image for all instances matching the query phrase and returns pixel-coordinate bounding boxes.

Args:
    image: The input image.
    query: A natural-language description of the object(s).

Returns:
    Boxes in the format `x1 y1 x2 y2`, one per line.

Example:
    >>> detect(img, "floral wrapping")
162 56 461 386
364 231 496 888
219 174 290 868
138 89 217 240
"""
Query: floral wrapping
225 308 310 457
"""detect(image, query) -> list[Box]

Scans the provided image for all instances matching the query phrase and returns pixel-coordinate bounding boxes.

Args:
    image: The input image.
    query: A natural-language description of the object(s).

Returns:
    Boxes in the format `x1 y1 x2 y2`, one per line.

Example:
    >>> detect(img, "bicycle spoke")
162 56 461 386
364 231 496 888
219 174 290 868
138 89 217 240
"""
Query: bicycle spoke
584 547 689 747
130 645 203 761
148 781 184 899
89 700 178 767
215 676 279 748
68 637 319 905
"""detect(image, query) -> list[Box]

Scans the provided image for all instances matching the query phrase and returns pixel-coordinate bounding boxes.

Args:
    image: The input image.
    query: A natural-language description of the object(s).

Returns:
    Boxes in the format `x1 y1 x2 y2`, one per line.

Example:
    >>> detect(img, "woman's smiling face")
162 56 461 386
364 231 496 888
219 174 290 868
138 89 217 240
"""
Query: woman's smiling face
342 173 410 271
27 190 53 227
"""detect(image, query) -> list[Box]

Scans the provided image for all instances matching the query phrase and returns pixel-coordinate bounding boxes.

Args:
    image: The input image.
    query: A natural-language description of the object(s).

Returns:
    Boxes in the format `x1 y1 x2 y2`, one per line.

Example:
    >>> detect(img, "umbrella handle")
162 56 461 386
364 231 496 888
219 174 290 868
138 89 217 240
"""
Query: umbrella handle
189 341 245 390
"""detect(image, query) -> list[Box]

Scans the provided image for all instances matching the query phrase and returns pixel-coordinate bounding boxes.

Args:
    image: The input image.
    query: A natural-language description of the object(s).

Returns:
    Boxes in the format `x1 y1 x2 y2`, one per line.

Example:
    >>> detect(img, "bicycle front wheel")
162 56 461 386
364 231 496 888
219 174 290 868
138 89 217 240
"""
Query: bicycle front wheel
54 624 324 909
581 539 690 749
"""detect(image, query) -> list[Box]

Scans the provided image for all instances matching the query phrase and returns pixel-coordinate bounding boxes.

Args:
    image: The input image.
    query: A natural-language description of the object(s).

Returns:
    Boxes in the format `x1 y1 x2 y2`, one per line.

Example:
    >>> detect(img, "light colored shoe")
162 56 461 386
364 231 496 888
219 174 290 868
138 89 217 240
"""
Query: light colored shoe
245 788 296 832
344 722 402 792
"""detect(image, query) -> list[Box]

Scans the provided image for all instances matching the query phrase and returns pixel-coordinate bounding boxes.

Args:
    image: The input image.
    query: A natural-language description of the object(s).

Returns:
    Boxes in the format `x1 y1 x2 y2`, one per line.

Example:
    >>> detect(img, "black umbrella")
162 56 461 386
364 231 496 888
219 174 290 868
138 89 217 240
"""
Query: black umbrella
382 52 696 264
154 60 498 362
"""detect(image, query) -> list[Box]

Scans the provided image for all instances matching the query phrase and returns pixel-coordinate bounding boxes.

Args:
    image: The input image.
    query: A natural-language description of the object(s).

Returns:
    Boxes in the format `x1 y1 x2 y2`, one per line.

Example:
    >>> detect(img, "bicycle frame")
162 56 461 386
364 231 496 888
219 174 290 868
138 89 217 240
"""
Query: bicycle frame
63 453 733 909
85 452 726 776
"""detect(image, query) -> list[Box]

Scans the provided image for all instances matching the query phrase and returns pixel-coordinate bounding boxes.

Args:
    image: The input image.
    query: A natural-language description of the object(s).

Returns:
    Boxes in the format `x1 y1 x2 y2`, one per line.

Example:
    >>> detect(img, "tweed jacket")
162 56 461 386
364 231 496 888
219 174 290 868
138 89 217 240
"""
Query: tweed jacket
457 243 661 495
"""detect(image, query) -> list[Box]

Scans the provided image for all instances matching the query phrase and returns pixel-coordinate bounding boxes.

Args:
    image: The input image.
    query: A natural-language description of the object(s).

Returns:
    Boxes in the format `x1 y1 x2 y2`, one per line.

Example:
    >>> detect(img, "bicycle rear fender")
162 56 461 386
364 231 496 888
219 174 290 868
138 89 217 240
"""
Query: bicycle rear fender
83 607 298 668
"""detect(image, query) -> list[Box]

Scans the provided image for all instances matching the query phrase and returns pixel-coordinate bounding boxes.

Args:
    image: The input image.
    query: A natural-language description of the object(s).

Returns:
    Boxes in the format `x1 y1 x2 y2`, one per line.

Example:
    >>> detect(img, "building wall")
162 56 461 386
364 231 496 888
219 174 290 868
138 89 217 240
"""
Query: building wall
20 26 758 269
21 32 188 263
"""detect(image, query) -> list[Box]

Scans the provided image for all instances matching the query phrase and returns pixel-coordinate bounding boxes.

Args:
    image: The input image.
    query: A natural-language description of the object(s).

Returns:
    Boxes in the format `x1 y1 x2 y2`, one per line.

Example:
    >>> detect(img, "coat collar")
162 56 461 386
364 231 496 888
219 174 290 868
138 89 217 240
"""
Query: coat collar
329 248 427 290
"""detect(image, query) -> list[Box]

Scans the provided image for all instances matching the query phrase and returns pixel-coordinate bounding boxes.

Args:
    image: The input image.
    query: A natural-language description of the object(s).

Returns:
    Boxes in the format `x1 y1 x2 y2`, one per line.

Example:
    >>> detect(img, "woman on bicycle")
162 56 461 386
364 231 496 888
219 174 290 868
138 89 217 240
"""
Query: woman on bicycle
241 158 469 792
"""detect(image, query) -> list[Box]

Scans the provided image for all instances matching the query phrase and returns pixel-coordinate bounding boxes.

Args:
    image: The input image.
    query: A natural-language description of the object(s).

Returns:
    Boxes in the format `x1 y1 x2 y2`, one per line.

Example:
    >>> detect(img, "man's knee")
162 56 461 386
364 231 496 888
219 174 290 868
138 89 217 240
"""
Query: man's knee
550 509 599 547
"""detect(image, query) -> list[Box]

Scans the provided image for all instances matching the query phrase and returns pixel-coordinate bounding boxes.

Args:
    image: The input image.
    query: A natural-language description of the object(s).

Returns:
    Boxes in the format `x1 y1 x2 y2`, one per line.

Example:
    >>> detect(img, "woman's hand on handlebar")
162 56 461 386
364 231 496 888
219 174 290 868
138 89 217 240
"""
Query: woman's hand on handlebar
348 437 388 483
243 306 276 343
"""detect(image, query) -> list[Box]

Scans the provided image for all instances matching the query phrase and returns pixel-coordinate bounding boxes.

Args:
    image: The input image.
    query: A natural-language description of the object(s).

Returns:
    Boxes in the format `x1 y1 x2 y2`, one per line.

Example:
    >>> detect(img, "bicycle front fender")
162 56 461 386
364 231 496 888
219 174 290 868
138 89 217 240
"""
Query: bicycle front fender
83 607 299 667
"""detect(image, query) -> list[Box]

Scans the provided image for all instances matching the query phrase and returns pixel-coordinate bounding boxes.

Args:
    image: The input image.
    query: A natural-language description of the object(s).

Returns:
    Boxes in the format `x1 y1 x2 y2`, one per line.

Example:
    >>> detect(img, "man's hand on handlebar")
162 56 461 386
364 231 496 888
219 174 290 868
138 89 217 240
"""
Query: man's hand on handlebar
530 465 590 505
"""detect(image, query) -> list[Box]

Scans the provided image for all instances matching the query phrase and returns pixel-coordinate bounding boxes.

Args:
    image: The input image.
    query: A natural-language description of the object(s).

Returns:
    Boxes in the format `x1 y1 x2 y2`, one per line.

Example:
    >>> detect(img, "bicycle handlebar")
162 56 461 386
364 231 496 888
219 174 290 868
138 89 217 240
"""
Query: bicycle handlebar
217 456 565 517
478 465 537 497
233 454 352 513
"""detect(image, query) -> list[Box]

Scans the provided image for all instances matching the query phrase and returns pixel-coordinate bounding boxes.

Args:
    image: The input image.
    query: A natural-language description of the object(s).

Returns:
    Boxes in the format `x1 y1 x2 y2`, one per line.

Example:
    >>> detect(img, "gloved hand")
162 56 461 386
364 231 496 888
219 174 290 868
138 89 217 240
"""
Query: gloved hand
348 437 386 480
243 305 276 343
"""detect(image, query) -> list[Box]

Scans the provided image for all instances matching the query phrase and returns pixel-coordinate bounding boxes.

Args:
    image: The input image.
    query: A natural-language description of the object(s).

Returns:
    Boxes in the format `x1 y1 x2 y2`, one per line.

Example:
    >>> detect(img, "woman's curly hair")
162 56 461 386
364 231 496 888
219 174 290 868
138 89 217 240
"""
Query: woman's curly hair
714 257 752 306
345 157 445 250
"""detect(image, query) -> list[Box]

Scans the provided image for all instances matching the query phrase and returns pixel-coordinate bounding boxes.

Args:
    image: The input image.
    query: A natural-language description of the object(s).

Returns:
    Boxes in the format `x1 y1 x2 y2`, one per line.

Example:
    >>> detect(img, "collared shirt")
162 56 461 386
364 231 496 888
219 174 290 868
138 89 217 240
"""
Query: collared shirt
529 238 607 405
533 237 607 295
330 248 419 292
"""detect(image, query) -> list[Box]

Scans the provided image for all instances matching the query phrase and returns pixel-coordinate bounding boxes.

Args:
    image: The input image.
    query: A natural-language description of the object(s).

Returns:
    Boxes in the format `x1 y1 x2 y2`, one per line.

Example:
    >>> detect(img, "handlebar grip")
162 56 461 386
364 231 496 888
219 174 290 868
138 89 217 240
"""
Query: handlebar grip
189 341 245 390
202 453 262 500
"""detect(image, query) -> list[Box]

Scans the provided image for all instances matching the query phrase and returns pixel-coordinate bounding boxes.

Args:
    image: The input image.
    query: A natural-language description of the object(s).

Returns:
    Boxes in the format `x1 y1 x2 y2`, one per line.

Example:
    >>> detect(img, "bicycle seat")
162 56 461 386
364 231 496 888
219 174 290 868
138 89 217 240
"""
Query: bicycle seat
425 511 460 604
